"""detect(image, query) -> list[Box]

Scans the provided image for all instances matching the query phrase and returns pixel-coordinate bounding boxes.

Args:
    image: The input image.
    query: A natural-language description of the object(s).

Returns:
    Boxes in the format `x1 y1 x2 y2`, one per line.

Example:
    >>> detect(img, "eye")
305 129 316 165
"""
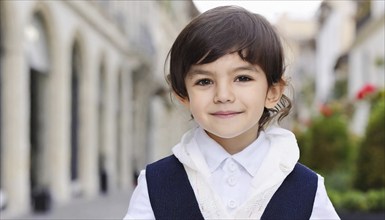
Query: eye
195 78 213 86
235 75 252 82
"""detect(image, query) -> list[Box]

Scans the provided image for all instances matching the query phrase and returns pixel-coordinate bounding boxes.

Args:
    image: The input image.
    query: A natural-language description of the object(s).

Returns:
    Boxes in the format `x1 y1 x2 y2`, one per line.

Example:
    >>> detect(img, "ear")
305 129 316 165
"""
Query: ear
265 83 284 109
173 92 190 108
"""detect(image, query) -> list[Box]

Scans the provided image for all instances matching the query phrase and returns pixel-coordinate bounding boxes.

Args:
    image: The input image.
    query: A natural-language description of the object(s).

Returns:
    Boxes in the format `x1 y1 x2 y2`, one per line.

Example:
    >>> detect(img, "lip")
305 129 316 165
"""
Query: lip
211 111 242 118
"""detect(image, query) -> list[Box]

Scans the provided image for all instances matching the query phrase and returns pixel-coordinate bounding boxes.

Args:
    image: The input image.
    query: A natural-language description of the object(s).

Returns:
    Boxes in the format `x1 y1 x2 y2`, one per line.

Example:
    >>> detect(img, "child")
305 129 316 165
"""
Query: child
124 6 340 220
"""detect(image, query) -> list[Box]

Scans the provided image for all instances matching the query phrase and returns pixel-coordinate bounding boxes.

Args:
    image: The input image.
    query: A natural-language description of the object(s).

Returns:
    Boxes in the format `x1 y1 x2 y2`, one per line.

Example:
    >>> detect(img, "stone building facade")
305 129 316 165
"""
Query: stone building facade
348 0 385 135
314 1 356 105
0 0 197 217
276 0 384 135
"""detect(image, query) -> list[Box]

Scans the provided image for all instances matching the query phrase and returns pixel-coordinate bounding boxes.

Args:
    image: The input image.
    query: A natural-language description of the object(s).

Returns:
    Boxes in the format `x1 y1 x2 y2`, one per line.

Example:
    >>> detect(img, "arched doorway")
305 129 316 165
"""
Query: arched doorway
70 41 81 195
25 12 51 211
115 71 123 188
98 61 108 194
131 65 153 171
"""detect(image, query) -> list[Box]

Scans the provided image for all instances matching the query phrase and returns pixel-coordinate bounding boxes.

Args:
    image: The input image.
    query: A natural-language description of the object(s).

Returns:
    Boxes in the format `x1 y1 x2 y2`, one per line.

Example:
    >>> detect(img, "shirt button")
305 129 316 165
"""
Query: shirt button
280 164 291 173
227 200 237 209
227 176 237 186
228 161 237 172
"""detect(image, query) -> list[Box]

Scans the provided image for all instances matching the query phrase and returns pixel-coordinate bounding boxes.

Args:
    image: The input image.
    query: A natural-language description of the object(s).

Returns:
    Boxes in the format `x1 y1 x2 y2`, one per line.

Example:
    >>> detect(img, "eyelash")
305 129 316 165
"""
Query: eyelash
194 75 253 86
195 78 213 86
235 75 252 82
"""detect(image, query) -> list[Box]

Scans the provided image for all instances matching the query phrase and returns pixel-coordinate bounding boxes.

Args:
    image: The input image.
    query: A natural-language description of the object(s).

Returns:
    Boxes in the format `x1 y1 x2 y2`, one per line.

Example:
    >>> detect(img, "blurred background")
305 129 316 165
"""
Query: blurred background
0 0 384 219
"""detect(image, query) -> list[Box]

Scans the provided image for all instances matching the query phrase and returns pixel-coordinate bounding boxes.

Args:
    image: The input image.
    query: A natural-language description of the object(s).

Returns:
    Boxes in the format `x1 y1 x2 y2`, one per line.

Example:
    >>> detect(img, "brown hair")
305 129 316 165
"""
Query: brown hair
166 6 291 129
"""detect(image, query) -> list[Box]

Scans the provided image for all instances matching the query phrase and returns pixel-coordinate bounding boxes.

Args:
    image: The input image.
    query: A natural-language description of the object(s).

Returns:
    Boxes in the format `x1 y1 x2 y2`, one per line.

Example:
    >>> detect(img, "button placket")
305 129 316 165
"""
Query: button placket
227 175 237 186
224 159 239 187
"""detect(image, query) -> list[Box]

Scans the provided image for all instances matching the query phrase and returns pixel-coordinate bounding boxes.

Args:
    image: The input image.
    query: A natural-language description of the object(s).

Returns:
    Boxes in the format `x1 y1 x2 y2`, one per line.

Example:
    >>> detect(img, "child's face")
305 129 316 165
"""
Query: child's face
180 53 282 146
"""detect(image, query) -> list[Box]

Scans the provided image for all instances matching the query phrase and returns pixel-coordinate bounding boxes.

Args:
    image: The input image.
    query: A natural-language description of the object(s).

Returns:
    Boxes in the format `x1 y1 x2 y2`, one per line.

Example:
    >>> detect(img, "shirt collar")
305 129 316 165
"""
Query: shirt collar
195 126 269 176
232 131 269 176
195 127 230 173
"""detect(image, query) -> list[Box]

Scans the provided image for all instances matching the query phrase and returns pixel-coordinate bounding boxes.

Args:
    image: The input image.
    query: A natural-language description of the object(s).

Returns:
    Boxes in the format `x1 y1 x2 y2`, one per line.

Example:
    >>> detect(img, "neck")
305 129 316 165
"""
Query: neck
207 129 260 155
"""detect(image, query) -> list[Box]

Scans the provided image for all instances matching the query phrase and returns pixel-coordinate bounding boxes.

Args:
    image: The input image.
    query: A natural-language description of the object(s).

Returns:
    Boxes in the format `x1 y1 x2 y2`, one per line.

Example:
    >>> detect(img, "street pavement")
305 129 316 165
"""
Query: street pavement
3 190 131 220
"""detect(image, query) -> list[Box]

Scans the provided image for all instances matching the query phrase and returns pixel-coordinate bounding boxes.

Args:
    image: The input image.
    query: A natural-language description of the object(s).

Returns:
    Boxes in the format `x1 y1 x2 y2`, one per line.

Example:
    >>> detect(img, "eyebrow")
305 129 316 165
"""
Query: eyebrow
233 65 259 73
187 65 259 78
187 69 213 78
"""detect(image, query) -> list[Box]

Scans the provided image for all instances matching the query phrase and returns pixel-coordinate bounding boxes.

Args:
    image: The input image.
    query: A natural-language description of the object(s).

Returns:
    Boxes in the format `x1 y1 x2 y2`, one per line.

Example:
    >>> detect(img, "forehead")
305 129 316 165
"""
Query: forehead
188 53 259 75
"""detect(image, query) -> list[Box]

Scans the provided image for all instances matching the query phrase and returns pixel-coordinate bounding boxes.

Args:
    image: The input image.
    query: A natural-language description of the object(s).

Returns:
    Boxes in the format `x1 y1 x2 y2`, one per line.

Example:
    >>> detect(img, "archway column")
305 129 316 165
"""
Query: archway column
116 64 134 190
78 44 99 197
45 33 71 204
1 12 31 215
101 54 117 193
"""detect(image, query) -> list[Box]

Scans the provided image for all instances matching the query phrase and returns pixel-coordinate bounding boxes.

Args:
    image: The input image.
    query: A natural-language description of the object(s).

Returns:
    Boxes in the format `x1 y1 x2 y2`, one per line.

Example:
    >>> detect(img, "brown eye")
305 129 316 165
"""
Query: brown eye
196 78 213 86
236 75 252 82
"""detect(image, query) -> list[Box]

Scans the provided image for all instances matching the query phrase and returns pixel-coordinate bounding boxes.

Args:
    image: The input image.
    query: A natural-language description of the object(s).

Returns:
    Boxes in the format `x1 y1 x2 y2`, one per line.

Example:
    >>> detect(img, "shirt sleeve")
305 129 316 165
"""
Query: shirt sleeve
310 174 340 220
123 170 155 220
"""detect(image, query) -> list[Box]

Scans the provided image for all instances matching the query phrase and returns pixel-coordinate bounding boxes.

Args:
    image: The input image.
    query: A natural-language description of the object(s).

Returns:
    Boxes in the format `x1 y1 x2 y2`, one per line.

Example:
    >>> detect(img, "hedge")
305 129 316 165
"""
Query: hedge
354 97 385 190
297 108 354 174
329 188 385 212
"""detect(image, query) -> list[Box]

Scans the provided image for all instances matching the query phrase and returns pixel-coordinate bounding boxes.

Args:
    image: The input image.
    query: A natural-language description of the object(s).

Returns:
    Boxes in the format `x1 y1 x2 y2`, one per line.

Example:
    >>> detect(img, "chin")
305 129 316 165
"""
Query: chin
207 130 244 139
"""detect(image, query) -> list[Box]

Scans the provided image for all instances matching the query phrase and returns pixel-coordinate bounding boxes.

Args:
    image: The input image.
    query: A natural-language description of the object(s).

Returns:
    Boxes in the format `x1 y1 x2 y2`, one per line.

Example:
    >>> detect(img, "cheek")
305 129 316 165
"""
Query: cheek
187 96 211 121
188 97 204 113
247 93 268 112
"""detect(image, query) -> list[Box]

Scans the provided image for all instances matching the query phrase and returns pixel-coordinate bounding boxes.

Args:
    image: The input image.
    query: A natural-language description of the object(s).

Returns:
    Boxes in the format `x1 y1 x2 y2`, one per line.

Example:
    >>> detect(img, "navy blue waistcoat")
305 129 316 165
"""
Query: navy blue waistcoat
146 155 318 220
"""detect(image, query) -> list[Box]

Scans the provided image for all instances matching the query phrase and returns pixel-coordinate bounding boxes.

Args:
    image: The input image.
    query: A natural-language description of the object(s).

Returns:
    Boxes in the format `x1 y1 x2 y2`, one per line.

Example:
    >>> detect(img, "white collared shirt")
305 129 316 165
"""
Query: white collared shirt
124 126 340 219
196 127 270 213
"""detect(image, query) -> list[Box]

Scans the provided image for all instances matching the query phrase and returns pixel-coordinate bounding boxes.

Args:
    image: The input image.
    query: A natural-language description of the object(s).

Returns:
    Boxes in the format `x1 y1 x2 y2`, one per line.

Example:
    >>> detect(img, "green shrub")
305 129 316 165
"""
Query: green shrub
367 189 385 212
340 190 369 211
324 170 354 192
328 188 385 212
328 189 343 209
296 128 312 166
299 109 353 174
354 98 385 190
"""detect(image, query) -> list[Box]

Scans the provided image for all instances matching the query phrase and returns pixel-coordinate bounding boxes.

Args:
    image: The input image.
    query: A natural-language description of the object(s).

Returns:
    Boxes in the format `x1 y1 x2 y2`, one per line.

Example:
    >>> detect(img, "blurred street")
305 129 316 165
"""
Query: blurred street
6 190 131 220
0 0 384 217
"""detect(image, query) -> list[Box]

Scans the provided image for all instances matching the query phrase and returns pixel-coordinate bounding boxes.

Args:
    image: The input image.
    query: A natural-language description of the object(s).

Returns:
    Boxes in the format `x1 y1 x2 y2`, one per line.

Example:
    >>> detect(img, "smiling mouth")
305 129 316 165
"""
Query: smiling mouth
211 111 242 118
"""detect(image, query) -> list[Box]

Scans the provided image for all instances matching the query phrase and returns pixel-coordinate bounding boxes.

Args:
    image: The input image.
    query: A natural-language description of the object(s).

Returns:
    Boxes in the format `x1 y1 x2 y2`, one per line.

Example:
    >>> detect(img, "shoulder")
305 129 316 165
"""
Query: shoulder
293 163 317 178
295 165 340 219
290 162 318 192
146 155 180 171
262 163 319 219
146 154 186 183
282 163 319 205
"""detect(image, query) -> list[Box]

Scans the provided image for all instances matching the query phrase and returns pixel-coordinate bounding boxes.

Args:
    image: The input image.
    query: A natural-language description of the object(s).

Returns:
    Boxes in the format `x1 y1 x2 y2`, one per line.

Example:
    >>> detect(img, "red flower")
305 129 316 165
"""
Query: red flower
320 104 333 117
356 84 376 100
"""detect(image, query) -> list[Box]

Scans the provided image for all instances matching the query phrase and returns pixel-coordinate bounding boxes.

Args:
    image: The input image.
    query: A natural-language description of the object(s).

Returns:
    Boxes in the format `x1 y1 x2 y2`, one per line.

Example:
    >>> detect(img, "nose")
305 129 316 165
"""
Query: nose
213 82 235 103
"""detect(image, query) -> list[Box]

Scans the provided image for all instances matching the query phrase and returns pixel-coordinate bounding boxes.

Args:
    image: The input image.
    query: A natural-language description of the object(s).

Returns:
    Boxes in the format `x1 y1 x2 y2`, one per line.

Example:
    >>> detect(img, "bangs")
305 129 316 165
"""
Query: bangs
194 11 260 65
187 10 283 84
